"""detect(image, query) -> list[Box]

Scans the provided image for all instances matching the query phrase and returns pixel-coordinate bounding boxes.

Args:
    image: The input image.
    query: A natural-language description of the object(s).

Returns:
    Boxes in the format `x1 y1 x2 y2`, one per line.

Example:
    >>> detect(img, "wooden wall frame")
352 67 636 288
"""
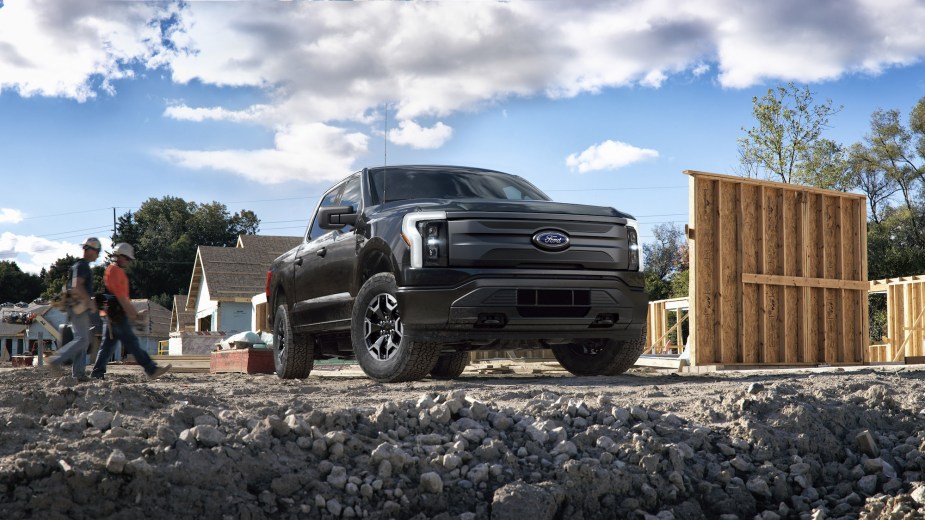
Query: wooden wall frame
869 275 925 362
686 171 868 367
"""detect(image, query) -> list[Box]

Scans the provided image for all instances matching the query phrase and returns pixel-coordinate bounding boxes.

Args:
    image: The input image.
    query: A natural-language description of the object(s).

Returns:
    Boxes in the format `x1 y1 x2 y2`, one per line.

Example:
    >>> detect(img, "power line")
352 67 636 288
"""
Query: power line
226 196 318 204
18 207 119 220
634 213 688 218
260 219 309 224
546 186 687 192
35 225 112 240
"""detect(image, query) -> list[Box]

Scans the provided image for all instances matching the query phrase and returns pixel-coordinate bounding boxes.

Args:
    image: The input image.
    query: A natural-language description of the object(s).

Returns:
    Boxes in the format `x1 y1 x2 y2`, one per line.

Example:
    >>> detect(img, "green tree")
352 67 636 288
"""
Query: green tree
39 255 105 300
111 197 261 308
643 223 688 301
0 261 43 303
738 82 851 190
848 96 925 280
853 103 925 250
40 255 78 300
848 142 899 225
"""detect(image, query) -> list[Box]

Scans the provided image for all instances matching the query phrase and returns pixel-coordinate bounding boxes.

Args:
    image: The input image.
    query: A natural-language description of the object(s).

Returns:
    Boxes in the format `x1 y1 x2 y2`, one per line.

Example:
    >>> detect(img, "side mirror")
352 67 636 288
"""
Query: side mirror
318 205 358 230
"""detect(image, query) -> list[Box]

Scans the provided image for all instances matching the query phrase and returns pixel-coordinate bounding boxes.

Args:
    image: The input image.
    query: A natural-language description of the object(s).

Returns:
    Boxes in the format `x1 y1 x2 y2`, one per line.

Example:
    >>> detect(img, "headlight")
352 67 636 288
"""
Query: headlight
402 211 448 268
626 220 640 271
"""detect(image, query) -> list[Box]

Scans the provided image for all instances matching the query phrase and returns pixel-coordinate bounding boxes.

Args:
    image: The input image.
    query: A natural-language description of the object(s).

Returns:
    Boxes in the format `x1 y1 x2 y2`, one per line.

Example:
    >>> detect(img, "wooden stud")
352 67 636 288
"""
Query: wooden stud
823 196 838 364
694 177 717 365
687 173 698 365
741 184 760 364
719 181 739 364
783 190 800 363
763 186 782 363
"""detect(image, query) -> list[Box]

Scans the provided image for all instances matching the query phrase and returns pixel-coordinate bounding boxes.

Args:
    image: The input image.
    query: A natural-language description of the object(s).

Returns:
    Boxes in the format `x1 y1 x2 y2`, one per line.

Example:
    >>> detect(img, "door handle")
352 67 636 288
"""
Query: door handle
317 247 327 258
295 257 303 266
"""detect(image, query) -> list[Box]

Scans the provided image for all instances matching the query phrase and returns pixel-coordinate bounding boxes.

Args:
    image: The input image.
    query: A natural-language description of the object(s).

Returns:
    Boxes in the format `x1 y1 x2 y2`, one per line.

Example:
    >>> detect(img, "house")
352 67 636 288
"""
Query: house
185 235 302 334
1 303 66 358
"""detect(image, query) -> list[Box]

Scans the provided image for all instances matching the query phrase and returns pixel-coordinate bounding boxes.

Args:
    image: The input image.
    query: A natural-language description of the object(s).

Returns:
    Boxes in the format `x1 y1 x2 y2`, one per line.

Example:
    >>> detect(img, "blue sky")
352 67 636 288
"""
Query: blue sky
2 0 925 274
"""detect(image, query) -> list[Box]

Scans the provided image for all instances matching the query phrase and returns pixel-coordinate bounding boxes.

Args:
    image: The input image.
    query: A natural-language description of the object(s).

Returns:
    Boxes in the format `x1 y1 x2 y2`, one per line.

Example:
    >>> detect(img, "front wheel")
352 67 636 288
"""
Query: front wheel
273 304 314 379
351 273 439 383
551 327 646 376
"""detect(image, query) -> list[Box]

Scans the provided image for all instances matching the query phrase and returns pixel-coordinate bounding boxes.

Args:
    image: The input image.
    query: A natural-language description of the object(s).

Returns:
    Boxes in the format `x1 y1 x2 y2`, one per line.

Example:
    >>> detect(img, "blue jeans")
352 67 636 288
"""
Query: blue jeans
51 310 91 377
91 316 157 377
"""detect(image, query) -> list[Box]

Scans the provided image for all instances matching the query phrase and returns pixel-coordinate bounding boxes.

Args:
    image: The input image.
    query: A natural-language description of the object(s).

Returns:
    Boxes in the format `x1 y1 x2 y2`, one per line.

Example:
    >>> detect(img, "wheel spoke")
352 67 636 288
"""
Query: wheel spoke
276 330 286 365
368 335 388 359
364 292 402 362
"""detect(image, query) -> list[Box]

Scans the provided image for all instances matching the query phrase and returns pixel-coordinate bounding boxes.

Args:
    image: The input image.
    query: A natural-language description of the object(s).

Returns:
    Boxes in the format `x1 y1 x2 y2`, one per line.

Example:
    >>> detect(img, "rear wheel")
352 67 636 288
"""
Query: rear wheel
429 352 469 379
552 327 646 376
351 273 439 383
273 304 314 379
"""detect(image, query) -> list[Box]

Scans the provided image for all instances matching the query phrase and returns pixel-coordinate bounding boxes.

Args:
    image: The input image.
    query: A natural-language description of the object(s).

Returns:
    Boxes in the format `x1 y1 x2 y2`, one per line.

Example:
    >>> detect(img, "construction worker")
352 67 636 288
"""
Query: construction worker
47 237 101 380
90 243 171 380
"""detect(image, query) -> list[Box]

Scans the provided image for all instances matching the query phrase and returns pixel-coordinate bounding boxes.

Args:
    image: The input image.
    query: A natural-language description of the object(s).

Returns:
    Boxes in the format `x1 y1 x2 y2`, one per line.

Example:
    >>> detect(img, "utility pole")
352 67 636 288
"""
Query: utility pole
112 207 117 239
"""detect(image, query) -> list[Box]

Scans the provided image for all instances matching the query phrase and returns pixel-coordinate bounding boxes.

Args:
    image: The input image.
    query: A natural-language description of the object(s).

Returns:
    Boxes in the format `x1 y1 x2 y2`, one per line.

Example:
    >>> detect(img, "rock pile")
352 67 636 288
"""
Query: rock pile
1 369 924 519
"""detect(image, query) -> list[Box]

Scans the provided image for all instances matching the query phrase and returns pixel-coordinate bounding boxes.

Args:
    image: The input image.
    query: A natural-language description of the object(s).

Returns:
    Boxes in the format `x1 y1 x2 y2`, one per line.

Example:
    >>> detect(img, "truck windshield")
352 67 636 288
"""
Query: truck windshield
369 168 551 204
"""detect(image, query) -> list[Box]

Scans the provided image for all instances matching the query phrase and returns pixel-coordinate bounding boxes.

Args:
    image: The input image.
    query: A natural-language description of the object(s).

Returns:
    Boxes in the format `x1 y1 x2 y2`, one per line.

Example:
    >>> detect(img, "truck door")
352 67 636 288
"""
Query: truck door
302 173 362 323
292 182 344 325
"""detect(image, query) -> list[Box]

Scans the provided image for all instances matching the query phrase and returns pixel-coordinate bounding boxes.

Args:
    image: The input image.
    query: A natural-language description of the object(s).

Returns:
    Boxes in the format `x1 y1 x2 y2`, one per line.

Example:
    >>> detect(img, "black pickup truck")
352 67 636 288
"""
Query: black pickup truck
266 165 648 383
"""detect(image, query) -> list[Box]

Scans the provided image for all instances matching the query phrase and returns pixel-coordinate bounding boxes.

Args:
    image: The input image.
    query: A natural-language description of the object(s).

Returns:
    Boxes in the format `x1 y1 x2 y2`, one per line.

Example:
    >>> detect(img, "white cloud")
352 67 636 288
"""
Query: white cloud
388 120 453 149
3 0 925 182
0 233 111 275
164 104 272 124
159 123 368 184
566 140 659 173
0 208 23 224
0 1 179 101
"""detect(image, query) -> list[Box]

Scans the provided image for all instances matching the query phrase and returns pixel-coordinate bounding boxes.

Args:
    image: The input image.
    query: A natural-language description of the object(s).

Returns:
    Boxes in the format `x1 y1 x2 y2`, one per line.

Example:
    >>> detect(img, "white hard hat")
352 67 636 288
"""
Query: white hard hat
82 237 102 251
113 243 135 260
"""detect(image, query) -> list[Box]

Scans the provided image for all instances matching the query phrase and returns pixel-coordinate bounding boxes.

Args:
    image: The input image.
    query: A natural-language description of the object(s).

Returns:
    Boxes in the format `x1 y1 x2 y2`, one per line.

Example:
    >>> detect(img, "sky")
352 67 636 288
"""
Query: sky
1 0 925 275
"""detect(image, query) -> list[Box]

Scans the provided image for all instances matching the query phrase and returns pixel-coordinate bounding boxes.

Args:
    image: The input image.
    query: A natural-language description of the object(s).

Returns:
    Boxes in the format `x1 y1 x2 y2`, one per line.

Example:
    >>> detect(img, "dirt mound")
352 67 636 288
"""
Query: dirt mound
2 365 924 519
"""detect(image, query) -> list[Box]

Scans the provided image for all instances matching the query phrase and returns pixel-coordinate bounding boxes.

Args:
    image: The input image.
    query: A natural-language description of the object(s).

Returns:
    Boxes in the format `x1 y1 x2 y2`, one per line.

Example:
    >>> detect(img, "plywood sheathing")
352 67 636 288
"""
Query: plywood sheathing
685 170 868 367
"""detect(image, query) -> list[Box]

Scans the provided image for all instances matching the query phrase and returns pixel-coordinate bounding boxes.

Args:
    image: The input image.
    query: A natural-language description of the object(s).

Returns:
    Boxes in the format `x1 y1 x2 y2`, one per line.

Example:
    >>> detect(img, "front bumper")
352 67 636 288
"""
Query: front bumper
395 271 647 343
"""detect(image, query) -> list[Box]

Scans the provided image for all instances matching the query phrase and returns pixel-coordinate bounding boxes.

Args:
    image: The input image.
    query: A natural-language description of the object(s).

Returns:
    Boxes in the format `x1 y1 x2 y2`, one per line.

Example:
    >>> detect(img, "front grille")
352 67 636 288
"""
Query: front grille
447 218 627 269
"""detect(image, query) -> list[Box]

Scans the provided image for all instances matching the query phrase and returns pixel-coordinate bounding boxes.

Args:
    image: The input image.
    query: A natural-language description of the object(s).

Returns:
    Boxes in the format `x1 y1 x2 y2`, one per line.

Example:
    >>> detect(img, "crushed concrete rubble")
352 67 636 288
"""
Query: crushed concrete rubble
1 365 924 519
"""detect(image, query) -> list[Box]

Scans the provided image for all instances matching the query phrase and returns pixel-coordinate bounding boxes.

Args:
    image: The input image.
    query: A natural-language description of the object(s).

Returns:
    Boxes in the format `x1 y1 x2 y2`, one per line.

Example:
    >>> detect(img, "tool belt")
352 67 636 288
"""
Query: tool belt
94 293 125 321
53 287 87 315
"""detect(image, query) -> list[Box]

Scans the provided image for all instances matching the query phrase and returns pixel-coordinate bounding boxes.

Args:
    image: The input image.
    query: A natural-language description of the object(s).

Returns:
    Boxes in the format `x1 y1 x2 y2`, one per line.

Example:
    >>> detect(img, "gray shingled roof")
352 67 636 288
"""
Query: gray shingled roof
187 234 303 309
0 322 26 336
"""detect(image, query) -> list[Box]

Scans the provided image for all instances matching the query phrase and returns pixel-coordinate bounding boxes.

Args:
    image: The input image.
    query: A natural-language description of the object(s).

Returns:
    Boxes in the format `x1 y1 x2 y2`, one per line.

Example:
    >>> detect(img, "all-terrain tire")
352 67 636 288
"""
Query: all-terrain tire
273 304 314 379
351 273 439 383
429 352 469 379
552 326 647 376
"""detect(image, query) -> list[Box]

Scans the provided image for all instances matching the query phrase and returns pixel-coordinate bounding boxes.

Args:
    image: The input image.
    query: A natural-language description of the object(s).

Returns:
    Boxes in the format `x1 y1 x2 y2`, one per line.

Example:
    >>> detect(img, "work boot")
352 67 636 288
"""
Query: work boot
148 364 172 380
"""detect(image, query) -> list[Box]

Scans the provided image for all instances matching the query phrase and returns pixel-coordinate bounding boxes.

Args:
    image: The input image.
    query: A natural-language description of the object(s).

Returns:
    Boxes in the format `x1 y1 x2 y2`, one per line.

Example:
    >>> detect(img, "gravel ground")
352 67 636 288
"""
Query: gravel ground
1 362 925 519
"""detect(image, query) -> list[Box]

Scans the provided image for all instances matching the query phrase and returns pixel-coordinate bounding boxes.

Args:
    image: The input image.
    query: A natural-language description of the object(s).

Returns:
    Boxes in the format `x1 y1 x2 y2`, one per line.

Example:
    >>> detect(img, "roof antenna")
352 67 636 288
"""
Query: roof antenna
383 102 389 203
384 102 389 167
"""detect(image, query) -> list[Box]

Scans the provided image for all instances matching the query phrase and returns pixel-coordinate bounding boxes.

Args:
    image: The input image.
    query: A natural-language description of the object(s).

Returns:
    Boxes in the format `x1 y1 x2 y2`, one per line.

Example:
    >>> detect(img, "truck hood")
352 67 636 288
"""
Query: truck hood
389 198 634 220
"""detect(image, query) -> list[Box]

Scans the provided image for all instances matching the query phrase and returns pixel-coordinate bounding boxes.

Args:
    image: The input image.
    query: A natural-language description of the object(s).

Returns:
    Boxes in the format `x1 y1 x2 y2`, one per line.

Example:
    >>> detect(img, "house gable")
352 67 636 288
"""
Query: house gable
185 234 301 332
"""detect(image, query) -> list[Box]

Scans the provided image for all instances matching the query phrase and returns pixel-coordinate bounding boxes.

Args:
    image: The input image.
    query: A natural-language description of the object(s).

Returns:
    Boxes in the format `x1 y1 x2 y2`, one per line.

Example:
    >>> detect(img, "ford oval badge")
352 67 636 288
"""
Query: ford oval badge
532 230 570 252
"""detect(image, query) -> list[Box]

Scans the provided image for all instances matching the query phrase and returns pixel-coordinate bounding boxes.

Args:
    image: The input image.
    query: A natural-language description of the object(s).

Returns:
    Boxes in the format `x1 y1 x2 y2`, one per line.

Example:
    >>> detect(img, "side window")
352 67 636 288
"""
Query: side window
502 185 525 200
337 173 362 232
307 185 343 241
